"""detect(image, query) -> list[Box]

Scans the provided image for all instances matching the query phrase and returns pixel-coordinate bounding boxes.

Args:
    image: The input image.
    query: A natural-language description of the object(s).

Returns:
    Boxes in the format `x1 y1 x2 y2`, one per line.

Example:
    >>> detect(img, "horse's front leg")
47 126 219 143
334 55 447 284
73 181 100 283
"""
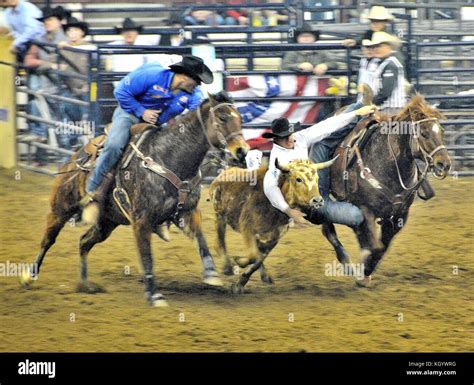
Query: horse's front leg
321 222 355 276
133 217 168 307
354 207 385 287
181 208 223 287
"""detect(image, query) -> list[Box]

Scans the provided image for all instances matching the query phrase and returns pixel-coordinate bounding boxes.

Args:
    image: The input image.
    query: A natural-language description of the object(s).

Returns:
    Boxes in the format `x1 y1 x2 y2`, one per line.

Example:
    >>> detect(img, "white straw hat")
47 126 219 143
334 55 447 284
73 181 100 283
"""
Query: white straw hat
368 6 394 21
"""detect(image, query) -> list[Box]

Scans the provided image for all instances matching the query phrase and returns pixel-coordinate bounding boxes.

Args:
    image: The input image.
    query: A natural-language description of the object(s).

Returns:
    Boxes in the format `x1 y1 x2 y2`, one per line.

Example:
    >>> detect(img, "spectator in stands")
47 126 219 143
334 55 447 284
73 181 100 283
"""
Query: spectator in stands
22 7 67 164
282 22 337 75
55 5 71 26
111 17 157 46
184 8 227 26
3 0 44 61
342 5 393 47
57 17 96 153
367 32 405 112
106 18 157 73
225 0 283 26
159 13 186 47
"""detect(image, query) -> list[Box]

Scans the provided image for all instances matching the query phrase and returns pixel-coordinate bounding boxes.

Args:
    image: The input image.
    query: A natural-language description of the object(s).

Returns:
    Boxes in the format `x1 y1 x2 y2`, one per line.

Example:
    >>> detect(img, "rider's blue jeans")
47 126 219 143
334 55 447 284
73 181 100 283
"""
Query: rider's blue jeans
86 106 138 193
308 102 365 227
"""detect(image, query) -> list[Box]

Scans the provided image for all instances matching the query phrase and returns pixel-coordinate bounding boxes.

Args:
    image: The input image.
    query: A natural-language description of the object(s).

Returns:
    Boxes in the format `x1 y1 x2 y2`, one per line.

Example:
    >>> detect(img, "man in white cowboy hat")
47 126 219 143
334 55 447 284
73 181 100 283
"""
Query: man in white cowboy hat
356 39 380 103
366 31 406 112
342 5 393 48
263 104 376 226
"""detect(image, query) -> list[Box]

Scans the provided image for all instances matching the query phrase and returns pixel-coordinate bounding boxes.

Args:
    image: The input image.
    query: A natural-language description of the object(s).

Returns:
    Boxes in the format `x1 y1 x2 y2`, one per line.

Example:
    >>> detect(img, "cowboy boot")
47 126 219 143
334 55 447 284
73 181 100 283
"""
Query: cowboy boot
81 171 116 224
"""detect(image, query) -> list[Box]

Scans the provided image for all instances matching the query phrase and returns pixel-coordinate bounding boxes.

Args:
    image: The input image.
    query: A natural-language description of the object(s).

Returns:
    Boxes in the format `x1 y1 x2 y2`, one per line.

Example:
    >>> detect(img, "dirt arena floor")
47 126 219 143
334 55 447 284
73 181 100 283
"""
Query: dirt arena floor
0 169 472 352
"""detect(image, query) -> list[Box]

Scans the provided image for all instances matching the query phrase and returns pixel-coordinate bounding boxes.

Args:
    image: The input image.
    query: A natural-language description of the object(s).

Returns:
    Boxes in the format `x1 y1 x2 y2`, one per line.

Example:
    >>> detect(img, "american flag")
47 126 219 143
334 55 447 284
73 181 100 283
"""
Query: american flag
226 75 330 149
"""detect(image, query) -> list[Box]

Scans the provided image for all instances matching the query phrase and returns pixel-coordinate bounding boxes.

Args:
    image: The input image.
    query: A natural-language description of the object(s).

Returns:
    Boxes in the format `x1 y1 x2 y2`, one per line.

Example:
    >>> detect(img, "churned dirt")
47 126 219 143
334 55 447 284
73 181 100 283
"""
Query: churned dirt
0 169 472 352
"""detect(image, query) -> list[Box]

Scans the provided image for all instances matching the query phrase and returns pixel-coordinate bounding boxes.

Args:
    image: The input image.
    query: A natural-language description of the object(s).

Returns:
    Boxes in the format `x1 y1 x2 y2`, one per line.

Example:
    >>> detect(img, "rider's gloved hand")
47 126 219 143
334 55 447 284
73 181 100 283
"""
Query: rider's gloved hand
142 109 161 124
355 105 377 116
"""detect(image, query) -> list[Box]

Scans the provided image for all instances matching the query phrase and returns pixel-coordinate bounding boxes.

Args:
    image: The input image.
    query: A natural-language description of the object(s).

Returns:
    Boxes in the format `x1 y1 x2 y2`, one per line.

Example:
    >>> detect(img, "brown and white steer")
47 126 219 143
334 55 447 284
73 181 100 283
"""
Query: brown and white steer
209 158 337 294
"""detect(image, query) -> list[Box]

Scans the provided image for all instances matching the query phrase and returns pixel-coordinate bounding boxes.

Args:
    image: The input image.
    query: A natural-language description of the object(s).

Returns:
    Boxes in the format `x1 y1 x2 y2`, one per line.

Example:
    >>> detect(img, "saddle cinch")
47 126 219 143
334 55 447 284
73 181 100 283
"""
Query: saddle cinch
331 115 381 201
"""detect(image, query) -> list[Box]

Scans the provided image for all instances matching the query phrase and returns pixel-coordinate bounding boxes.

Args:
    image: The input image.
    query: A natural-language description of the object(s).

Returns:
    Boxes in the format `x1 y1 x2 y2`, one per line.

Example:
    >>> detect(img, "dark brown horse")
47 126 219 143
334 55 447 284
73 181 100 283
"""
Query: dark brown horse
20 92 249 306
313 94 452 286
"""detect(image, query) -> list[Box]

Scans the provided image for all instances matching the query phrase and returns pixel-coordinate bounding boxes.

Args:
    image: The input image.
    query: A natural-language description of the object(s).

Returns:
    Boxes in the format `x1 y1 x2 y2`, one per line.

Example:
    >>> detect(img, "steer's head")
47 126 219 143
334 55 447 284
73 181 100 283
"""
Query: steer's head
276 157 338 210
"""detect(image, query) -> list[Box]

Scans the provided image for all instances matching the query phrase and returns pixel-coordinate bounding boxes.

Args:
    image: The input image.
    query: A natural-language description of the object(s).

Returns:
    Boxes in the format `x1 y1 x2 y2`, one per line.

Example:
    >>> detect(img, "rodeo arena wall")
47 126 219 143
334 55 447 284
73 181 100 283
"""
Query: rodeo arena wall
1 0 473 177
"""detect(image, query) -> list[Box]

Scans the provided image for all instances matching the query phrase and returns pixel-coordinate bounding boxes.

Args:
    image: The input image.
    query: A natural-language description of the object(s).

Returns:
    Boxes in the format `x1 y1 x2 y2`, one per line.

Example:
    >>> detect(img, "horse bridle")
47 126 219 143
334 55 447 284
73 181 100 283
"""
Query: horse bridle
410 117 448 179
388 116 449 193
196 101 244 153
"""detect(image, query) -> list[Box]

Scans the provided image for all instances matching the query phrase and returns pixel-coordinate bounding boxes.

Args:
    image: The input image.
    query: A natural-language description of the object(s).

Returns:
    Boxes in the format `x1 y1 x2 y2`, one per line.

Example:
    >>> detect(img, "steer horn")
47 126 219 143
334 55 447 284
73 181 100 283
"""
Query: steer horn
314 154 340 170
275 158 291 172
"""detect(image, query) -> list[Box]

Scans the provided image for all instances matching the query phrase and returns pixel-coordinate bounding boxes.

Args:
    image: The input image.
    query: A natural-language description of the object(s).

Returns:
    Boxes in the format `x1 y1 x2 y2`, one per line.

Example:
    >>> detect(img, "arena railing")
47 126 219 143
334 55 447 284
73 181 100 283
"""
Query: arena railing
93 42 355 118
11 40 99 172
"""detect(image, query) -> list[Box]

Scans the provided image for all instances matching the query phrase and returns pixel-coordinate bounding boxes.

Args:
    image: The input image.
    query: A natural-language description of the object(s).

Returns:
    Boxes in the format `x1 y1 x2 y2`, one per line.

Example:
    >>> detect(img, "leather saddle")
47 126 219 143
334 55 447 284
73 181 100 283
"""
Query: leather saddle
75 123 156 171
331 115 382 201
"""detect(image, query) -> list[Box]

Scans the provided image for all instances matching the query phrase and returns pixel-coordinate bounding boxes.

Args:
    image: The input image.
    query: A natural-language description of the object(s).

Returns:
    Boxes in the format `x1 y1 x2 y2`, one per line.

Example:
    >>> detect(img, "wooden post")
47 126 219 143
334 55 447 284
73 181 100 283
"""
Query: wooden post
0 35 17 169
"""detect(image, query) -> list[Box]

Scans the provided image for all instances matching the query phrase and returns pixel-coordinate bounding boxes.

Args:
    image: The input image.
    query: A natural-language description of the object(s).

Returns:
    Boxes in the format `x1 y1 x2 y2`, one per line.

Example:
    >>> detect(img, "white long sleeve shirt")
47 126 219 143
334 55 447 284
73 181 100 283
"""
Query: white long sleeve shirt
263 111 357 213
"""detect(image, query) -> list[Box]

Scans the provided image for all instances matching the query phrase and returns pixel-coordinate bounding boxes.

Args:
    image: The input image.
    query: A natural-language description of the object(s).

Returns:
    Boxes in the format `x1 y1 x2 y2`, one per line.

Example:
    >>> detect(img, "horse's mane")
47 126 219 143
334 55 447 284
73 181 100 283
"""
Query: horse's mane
394 93 444 122
169 91 234 133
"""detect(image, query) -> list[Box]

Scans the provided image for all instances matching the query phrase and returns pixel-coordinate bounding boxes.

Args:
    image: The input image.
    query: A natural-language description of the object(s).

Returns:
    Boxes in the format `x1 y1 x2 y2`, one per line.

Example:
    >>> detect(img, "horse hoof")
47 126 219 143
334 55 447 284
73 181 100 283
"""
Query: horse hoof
203 275 223 287
148 293 169 307
222 266 235 276
152 299 169 307
231 282 245 295
156 225 171 242
19 269 34 288
261 274 274 285
355 275 372 288
76 281 106 294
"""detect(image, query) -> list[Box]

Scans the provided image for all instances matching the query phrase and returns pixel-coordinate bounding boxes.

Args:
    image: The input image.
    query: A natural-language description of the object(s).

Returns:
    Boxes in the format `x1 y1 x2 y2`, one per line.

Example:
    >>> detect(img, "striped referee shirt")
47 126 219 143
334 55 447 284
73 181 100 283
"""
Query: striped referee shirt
372 55 406 109
357 57 380 103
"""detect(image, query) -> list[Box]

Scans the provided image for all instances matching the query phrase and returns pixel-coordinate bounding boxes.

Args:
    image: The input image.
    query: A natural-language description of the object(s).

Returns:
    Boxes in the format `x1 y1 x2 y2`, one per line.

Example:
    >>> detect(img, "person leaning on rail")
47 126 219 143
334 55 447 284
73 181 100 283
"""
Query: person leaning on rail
80 55 214 214
21 6 67 165
282 22 338 76
56 17 96 156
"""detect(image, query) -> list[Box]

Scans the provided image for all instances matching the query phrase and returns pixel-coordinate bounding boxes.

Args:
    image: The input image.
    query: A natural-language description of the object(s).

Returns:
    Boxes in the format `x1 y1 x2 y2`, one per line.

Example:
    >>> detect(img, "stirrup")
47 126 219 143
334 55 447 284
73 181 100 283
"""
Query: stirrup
79 193 95 208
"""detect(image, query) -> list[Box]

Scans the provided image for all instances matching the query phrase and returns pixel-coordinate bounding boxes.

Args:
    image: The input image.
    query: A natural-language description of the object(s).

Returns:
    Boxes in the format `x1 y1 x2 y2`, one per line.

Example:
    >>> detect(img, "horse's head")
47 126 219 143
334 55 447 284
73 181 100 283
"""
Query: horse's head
396 94 452 179
277 157 338 210
202 91 249 164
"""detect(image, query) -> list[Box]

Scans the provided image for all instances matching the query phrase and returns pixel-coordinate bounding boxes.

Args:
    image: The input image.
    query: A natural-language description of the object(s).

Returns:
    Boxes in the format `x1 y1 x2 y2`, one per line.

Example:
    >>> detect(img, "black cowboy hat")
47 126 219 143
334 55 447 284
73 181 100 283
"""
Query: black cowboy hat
64 17 89 36
115 18 143 34
37 7 62 22
169 55 214 85
262 118 302 139
55 6 72 21
294 22 320 40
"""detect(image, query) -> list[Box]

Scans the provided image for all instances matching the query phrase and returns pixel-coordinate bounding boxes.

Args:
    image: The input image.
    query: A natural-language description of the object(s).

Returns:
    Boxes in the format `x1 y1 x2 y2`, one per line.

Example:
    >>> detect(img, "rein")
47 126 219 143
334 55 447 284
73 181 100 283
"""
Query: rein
127 101 241 217
355 115 445 220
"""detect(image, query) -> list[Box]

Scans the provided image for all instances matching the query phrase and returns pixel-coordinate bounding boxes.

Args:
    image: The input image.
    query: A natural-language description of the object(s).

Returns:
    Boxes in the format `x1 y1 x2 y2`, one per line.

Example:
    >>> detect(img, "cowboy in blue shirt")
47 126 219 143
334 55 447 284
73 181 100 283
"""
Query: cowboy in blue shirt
84 55 213 202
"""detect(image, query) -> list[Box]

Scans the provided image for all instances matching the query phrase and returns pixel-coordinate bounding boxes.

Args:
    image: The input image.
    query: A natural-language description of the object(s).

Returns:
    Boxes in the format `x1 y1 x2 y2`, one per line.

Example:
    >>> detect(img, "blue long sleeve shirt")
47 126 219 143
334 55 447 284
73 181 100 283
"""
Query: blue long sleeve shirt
114 63 204 125
5 0 45 50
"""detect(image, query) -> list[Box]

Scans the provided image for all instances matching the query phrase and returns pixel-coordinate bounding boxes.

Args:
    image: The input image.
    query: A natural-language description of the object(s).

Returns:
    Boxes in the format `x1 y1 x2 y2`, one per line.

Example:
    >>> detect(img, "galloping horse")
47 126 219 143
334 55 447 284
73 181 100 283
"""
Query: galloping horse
21 92 249 306
311 94 452 286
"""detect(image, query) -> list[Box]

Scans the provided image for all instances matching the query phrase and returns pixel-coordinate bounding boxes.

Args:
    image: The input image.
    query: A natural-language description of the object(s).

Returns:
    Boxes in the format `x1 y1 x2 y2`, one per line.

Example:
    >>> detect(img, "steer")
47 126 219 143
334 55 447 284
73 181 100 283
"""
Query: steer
209 158 337 294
